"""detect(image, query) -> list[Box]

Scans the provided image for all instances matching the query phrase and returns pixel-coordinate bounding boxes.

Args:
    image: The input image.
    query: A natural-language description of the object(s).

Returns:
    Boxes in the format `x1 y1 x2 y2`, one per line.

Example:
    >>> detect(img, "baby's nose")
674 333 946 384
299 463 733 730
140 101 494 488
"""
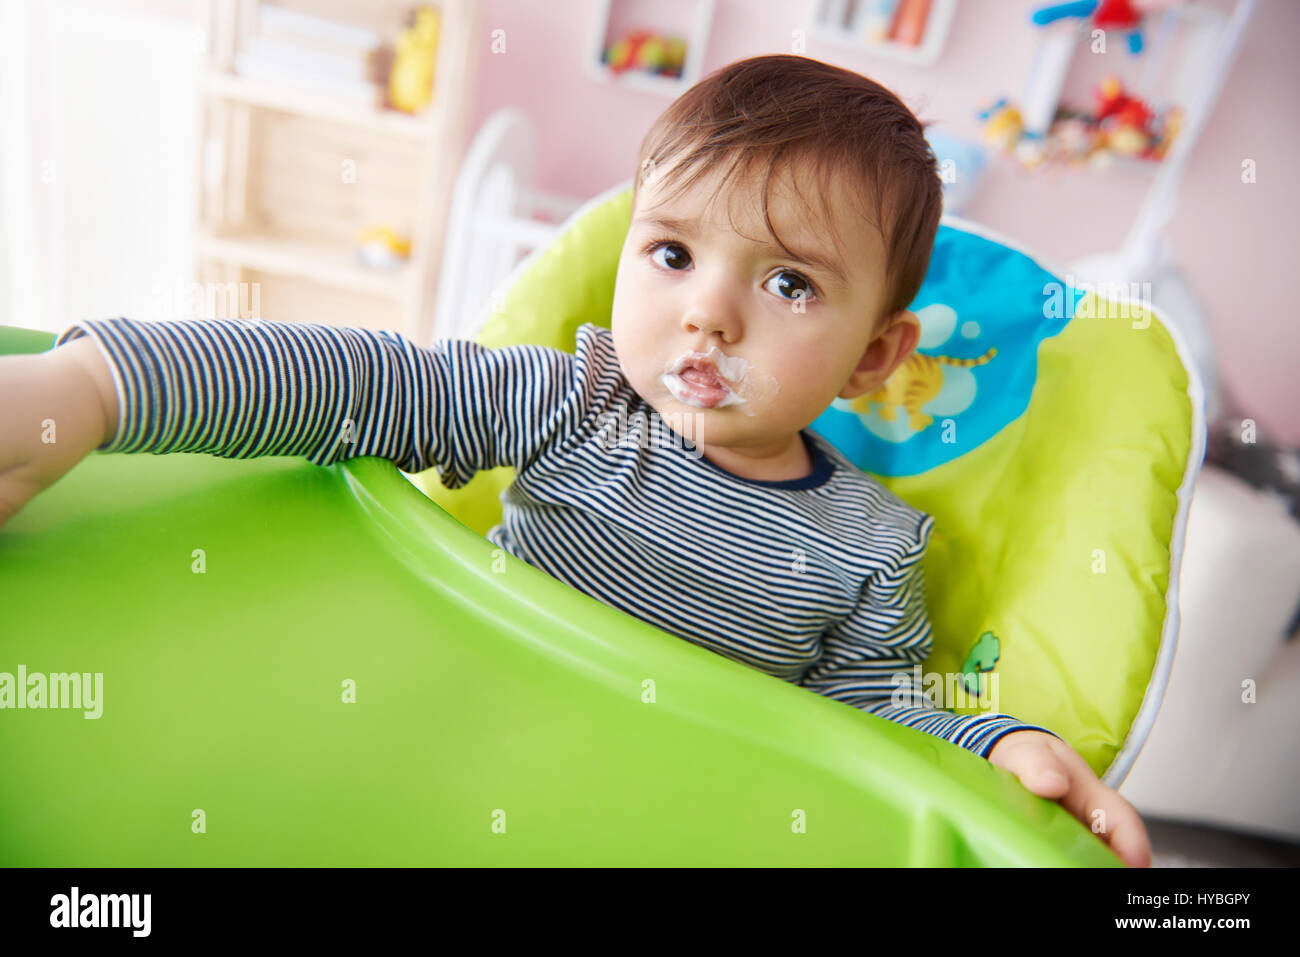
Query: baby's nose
680 292 742 342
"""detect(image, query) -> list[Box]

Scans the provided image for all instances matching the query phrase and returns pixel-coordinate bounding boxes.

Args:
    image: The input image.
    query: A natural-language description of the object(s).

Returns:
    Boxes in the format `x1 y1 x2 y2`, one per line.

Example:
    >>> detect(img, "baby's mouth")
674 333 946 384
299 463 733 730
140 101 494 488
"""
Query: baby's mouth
678 362 726 390
668 368 731 408
662 351 746 409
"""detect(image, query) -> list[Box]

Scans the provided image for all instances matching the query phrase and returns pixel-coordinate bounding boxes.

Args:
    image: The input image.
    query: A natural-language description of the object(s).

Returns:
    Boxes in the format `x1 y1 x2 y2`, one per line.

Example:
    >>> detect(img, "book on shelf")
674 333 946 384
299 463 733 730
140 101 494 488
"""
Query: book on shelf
233 3 387 107
850 0 899 43
888 0 931 46
243 34 380 84
255 4 382 51
234 53 385 108
828 0 935 48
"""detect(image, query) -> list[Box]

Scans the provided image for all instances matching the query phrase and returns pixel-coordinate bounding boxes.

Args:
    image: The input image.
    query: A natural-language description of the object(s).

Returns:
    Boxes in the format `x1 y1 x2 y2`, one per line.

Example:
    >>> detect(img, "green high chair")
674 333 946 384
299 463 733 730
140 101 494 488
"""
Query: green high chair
0 184 1201 866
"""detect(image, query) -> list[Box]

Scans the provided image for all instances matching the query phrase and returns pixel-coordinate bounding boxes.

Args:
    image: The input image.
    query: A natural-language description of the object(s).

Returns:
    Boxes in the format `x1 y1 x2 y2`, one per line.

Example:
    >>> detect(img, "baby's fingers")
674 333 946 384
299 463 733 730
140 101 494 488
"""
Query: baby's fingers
1048 744 1151 867
1090 788 1152 868
0 349 107 530
0 467 45 529
1017 753 1071 799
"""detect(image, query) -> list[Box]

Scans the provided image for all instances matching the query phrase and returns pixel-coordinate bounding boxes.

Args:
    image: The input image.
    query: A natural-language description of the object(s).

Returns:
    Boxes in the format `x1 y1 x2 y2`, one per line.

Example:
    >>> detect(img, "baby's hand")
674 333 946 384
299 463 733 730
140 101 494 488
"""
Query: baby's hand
0 339 117 529
987 729 1151 868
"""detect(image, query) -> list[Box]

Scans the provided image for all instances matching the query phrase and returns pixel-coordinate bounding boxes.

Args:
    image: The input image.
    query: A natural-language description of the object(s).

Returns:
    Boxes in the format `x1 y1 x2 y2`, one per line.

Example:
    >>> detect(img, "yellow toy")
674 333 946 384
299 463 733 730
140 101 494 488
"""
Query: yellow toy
356 225 411 270
389 6 440 113
979 99 1024 153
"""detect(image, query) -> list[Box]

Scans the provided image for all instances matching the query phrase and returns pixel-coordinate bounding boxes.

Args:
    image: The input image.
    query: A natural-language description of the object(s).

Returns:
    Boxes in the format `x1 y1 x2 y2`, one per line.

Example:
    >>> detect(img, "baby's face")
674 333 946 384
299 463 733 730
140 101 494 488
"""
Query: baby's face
611 156 899 462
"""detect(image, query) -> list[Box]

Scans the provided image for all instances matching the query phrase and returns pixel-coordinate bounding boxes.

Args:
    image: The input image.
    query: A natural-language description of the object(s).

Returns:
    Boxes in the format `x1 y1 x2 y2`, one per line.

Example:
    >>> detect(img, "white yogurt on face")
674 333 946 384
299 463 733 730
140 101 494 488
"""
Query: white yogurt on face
663 371 746 408
660 347 780 416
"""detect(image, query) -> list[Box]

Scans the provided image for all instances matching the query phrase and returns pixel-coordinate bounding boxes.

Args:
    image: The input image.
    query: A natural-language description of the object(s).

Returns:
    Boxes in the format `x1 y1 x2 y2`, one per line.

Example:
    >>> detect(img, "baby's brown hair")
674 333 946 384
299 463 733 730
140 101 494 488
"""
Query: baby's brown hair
633 54 943 326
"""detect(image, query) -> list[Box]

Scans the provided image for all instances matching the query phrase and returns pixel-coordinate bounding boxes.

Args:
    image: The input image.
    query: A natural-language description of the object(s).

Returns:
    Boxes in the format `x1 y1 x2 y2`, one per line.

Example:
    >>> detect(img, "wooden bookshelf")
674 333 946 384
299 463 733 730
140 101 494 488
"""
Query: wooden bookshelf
196 0 480 343
201 69 432 141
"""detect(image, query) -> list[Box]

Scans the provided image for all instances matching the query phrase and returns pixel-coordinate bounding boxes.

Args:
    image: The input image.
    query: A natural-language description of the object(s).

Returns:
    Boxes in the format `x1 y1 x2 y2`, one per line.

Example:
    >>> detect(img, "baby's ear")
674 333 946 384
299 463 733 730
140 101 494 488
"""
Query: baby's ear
838 309 921 400
894 308 922 354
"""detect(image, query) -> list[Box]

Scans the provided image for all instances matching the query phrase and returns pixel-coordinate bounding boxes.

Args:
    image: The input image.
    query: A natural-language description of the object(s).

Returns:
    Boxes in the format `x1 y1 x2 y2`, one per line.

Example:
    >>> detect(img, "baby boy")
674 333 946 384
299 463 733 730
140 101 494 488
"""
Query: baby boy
0 54 1148 866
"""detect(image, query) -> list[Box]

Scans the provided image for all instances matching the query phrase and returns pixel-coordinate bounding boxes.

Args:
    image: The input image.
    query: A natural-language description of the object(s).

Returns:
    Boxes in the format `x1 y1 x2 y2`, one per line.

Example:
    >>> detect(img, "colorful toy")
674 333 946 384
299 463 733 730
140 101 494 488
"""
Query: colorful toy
1149 104 1183 160
977 72 1177 170
1047 113 1100 162
1031 0 1187 54
1095 75 1152 126
1095 75 1160 157
976 98 1024 153
356 225 411 270
389 5 440 113
602 28 687 79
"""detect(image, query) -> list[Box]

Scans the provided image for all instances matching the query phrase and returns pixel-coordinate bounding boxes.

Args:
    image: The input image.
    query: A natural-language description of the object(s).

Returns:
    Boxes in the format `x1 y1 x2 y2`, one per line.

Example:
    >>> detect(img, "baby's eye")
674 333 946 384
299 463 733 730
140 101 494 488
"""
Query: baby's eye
765 270 817 304
647 241 691 270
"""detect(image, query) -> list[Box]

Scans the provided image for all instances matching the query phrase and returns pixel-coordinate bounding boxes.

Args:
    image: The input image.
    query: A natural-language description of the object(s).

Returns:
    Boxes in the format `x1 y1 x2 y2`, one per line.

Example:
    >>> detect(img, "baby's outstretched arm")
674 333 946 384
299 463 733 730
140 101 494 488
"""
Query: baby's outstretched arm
1 316 585 529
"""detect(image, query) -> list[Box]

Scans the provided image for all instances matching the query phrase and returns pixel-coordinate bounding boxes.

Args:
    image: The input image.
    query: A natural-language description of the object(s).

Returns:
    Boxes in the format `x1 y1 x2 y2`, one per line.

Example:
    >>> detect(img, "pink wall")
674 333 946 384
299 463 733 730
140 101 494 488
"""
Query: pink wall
469 0 1299 442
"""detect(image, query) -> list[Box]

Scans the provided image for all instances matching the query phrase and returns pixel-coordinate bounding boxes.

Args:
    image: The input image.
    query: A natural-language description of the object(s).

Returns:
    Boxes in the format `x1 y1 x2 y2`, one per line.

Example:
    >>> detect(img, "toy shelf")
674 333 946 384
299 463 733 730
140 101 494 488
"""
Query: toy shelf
809 0 958 66
586 0 716 96
201 69 430 142
196 0 480 343
1002 0 1245 175
196 228 411 301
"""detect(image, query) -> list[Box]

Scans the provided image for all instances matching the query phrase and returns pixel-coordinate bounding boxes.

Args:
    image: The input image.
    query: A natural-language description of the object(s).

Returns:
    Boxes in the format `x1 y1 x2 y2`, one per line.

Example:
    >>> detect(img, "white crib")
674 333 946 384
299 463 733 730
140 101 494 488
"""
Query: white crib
431 108 585 344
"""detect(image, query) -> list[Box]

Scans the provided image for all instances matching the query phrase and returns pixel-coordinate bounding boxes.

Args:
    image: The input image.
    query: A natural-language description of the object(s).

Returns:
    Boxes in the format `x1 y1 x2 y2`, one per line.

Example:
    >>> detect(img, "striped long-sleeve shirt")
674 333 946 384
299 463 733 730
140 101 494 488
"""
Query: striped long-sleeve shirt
52 316 1060 759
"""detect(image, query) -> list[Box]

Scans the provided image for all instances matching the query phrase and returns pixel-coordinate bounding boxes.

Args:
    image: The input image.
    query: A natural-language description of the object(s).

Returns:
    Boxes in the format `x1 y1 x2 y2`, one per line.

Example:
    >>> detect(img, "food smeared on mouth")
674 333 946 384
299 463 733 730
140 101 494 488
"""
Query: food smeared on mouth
661 347 779 414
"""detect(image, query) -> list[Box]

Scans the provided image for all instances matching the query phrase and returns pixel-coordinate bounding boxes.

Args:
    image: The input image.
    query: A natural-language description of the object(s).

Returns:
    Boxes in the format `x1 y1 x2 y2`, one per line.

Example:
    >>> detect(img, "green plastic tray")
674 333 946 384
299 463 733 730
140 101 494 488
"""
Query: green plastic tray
0 325 1121 866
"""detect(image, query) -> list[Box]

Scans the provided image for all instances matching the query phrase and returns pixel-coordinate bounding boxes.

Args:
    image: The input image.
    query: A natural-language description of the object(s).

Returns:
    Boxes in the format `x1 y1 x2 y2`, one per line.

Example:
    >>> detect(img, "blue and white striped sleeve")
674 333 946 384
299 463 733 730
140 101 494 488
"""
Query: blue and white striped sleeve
50 317 584 489
800 513 1064 759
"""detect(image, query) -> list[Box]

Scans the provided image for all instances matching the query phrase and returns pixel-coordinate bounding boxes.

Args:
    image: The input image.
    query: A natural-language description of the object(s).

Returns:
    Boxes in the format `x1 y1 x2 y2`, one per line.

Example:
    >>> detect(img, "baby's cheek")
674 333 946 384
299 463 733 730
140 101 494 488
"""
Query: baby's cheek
730 364 781 418
781 363 843 423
